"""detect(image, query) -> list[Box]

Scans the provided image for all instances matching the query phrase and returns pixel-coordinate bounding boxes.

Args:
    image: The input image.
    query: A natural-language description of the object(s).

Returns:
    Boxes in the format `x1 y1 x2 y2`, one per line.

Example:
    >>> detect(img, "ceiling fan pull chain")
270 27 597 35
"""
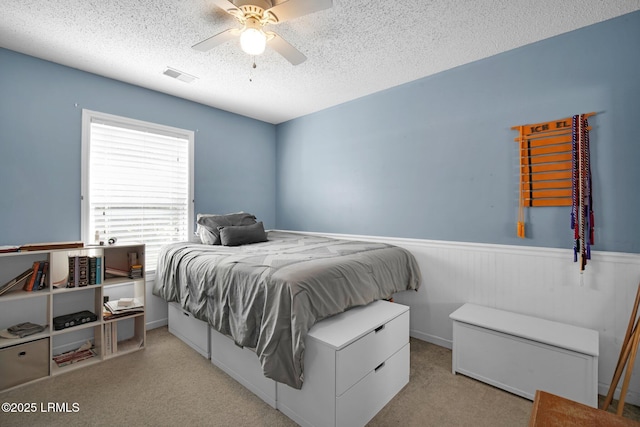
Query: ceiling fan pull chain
249 57 257 82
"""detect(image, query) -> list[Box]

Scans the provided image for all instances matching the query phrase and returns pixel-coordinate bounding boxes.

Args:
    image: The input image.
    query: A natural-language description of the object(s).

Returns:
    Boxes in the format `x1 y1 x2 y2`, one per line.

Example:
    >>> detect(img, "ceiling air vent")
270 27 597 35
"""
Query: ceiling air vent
163 67 198 83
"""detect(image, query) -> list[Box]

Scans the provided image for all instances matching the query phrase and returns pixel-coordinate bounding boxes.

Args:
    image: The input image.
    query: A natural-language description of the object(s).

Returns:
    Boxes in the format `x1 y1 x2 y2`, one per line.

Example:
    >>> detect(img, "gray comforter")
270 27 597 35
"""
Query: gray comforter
153 231 421 389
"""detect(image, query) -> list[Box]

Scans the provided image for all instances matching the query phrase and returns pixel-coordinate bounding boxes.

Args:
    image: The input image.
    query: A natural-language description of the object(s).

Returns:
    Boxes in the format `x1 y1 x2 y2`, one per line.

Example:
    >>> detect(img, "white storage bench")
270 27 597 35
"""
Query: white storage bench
450 303 599 407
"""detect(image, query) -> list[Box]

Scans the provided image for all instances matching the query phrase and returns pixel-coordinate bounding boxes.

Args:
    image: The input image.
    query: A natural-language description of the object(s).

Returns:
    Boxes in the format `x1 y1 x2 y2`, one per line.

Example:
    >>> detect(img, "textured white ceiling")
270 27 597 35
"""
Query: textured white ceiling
2 1 639 124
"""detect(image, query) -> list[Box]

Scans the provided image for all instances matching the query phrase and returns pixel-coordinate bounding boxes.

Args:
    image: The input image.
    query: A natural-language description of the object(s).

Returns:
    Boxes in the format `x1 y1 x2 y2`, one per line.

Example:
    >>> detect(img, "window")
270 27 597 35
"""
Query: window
81 110 194 275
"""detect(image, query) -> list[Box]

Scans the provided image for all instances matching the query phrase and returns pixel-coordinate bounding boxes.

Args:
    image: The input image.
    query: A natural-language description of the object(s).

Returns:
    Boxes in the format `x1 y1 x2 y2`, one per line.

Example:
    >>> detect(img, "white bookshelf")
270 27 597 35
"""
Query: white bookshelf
0 243 146 392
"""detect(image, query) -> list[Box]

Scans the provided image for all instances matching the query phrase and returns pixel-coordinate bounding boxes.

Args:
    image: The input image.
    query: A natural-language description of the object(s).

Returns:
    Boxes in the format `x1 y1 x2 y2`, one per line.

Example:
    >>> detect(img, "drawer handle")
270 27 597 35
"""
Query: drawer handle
374 325 385 333
183 312 190 317
18 351 27 357
375 361 385 372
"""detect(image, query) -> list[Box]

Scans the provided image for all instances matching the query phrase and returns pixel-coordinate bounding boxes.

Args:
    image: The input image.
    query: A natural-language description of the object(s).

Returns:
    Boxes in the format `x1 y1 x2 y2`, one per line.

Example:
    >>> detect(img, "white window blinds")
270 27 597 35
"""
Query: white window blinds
82 110 194 273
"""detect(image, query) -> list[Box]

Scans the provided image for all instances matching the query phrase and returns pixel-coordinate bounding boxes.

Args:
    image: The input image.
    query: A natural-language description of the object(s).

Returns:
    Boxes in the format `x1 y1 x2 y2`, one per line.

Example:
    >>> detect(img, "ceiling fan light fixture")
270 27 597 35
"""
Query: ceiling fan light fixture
193 0 334 65
240 19 266 56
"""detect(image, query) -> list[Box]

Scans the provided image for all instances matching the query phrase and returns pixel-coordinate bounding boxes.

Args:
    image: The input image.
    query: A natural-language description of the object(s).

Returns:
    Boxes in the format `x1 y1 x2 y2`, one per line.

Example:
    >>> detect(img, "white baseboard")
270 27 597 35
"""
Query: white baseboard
410 330 452 350
146 318 167 330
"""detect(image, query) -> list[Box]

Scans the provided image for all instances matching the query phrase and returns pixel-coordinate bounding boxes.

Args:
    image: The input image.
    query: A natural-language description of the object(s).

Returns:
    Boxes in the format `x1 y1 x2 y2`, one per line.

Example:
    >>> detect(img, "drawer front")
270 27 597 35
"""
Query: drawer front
336 343 410 427
336 310 408 396
168 302 210 358
0 338 49 390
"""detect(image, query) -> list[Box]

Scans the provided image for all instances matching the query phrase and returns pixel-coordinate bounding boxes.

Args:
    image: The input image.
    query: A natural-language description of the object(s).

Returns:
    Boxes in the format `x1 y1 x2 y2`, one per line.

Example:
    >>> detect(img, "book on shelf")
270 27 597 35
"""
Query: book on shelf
23 261 47 292
67 256 77 288
31 261 46 291
23 261 38 291
77 255 89 287
53 347 97 367
129 264 143 279
104 298 144 318
0 268 33 296
104 267 129 278
104 323 112 355
112 322 118 353
127 251 143 279
36 261 49 290
89 257 97 285
95 257 102 284
104 310 143 321
96 257 102 285
66 255 102 287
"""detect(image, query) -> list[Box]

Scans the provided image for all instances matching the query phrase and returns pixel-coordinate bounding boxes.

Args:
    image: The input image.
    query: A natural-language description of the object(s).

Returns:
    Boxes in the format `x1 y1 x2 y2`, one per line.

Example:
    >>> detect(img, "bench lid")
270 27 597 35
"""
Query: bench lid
450 303 599 356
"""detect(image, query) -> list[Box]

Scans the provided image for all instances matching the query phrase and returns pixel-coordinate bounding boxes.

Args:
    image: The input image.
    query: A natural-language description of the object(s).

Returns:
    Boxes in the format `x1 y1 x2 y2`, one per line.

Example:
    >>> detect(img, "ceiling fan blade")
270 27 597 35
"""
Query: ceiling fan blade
209 0 241 15
267 33 307 65
192 28 240 52
266 0 333 23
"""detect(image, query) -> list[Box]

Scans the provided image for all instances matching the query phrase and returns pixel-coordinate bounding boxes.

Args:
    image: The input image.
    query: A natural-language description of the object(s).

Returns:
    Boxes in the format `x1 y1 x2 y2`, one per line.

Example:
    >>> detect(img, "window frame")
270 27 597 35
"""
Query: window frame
81 109 195 276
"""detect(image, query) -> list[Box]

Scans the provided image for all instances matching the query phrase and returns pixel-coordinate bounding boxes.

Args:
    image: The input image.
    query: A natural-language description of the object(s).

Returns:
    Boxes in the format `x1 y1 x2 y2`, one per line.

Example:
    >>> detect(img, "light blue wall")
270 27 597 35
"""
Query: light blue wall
2 11 640 254
276 11 640 254
0 49 276 245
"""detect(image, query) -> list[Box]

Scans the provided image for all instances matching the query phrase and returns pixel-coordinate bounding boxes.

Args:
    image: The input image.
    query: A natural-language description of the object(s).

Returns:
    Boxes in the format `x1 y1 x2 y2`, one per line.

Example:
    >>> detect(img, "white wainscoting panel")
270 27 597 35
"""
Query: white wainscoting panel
303 231 640 406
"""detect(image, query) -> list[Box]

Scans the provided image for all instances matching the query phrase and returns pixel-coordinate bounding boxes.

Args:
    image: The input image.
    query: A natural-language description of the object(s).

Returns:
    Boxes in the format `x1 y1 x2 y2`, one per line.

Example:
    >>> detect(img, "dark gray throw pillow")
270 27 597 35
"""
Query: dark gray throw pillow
197 212 257 245
218 222 268 246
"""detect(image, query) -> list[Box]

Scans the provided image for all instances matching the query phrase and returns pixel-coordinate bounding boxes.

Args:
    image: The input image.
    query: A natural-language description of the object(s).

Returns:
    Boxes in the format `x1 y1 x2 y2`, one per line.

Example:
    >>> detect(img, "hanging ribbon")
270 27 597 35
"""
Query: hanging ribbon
572 114 595 271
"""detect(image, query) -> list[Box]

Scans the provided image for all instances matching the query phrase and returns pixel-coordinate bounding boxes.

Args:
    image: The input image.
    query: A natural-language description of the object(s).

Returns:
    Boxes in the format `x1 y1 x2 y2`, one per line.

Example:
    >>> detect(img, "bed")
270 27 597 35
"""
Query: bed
153 229 421 390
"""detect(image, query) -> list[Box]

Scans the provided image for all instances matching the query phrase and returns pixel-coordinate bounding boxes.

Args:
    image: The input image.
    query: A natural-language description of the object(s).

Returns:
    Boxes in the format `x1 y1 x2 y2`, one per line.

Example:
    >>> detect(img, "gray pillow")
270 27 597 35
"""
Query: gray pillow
218 222 267 246
196 212 257 245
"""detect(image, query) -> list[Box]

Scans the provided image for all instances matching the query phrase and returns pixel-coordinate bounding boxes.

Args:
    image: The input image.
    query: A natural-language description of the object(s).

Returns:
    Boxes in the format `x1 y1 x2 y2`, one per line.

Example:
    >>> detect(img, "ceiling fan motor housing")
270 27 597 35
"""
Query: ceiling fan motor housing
234 0 272 13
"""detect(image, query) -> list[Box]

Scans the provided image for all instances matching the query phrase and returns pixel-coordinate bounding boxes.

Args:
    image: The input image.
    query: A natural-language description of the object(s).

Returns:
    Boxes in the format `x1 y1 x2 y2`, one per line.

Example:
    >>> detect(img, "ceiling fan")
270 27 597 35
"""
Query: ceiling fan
193 0 333 65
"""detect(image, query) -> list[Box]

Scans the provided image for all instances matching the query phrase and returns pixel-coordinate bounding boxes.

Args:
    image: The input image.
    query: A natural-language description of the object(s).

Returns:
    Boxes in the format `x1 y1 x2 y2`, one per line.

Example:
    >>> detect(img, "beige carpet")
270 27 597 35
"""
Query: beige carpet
1 327 638 426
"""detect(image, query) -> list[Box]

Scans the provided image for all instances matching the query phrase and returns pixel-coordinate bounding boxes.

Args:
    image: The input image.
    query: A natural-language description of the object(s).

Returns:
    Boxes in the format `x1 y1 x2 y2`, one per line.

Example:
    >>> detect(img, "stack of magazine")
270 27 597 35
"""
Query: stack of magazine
103 298 144 320
129 264 143 279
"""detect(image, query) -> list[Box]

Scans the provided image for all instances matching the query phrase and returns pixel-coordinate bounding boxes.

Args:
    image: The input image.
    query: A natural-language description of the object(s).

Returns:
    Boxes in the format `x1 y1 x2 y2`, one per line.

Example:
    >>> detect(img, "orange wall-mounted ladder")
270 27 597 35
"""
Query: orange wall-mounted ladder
512 113 595 241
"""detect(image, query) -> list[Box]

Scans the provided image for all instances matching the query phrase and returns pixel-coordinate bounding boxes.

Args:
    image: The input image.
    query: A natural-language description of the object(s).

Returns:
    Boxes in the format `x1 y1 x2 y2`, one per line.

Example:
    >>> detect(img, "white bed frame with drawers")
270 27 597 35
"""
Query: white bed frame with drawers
168 300 410 427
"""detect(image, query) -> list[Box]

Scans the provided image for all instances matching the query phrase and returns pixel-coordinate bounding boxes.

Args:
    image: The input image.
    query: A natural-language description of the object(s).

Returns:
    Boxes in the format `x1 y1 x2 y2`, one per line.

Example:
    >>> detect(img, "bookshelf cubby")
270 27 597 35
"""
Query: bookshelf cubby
0 243 145 392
